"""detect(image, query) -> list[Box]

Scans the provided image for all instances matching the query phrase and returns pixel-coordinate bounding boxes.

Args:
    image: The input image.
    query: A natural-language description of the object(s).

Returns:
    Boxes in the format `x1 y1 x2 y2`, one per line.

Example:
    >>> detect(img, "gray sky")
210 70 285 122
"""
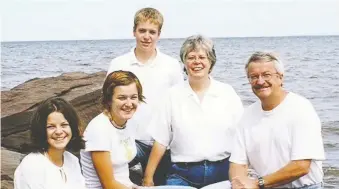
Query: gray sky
1 0 339 42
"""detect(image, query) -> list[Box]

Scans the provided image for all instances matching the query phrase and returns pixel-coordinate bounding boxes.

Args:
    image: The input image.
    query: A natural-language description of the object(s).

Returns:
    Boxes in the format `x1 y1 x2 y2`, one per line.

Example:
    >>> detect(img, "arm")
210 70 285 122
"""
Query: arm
142 142 167 186
262 159 311 188
229 163 248 189
91 151 130 189
229 162 248 179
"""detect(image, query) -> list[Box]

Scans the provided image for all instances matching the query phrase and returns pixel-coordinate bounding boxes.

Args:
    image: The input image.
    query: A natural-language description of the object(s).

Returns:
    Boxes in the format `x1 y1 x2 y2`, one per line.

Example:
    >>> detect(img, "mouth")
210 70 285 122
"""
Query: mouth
141 41 151 46
121 108 134 113
191 67 204 71
53 136 67 142
255 86 270 92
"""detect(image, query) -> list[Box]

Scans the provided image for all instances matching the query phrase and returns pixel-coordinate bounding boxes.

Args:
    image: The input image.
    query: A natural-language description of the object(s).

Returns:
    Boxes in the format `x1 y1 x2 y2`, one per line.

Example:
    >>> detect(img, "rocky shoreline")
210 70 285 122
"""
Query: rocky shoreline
1 71 107 189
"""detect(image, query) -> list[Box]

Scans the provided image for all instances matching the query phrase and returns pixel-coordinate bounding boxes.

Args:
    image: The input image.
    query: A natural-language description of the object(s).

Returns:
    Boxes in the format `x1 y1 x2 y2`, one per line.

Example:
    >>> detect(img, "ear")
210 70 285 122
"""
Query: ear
279 74 284 86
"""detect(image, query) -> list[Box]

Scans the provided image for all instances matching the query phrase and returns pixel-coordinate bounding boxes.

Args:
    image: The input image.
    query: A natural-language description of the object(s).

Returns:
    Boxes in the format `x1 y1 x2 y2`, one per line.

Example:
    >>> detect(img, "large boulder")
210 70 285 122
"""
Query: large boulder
1 71 105 152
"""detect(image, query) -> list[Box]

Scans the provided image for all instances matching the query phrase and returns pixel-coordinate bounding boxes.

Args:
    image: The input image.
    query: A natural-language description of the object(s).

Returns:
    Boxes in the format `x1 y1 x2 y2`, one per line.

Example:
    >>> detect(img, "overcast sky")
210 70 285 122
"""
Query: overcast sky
1 0 339 42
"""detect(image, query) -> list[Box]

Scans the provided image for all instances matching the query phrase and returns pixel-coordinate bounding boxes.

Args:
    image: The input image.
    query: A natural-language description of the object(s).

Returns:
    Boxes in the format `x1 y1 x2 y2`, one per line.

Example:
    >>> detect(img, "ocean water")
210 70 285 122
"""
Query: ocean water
1 36 339 187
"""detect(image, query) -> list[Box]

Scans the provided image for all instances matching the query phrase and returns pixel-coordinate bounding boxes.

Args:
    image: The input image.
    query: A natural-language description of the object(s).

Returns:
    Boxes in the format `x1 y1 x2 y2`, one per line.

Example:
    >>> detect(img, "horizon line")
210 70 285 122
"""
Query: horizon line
2 34 339 43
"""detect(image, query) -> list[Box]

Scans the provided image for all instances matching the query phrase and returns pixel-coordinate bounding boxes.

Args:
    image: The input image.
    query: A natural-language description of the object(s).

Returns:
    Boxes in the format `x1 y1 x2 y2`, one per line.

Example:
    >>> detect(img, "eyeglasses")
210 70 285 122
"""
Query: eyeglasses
248 72 280 83
186 56 208 62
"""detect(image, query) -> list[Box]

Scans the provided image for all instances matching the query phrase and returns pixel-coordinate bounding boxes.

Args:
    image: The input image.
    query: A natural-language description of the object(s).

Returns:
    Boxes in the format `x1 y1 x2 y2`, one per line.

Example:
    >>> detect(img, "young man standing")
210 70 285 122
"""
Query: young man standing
106 7 184 185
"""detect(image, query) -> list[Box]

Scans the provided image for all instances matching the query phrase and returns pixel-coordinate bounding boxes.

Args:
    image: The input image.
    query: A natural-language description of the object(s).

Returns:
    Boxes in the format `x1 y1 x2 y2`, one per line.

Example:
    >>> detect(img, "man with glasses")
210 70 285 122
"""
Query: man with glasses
229 51 325 189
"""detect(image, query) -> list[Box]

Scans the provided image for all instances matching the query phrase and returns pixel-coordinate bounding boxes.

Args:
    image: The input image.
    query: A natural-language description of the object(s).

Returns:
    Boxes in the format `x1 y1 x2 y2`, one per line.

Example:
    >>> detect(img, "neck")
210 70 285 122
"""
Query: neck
46 148 64 167
111 116 126 128
134 47 156 64
261 89 287 111
189 76 210 93
105 110 126 128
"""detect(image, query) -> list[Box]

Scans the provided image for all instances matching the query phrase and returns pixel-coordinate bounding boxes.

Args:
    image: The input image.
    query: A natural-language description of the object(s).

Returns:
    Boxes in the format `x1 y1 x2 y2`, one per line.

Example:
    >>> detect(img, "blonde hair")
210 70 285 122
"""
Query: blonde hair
133 7 164 32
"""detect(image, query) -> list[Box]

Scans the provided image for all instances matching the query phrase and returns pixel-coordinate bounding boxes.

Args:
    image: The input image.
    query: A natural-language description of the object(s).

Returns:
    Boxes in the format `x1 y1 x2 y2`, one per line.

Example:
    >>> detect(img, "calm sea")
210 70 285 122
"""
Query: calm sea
1 36 339 187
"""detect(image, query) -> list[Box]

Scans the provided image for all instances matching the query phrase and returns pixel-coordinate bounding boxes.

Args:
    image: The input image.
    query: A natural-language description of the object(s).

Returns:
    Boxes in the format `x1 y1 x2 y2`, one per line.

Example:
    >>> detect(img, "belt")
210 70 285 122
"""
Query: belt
175 157 229 167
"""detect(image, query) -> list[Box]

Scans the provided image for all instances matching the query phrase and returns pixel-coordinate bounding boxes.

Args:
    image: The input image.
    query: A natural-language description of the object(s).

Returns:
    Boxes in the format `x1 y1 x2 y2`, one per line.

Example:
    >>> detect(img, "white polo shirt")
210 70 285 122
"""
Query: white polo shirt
107 48 184 144
230 92 325 188
149 78 244 163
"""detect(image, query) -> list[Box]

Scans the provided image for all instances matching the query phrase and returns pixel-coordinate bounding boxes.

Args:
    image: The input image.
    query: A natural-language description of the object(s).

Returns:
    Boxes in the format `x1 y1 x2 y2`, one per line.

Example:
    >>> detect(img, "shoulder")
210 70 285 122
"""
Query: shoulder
213 79 237 93
87 113 108 128
107 51 134 73
15 153 45 175
287 92 313 107
157 51 181 70
211 79 241 100
158 51 179 63
84 113 111 137
63 151 79 162
110 51 133 64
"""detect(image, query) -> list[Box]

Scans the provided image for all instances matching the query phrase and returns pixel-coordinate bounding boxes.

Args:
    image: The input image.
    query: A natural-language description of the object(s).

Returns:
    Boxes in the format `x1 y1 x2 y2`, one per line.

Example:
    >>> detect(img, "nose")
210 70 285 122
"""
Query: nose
125 99 133 107
256 76 266 85
55 126 63 135
144 31 150 39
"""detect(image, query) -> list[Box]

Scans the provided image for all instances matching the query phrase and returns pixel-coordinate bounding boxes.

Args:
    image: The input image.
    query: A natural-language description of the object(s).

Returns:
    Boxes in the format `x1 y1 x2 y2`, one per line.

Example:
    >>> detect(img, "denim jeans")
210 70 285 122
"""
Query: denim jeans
166 157 230 189
129 140 171 185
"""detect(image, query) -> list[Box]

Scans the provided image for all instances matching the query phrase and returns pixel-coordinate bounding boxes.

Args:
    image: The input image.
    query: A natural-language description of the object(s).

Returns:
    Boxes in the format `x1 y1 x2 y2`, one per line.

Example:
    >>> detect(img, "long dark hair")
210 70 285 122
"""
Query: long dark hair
30 97 85 153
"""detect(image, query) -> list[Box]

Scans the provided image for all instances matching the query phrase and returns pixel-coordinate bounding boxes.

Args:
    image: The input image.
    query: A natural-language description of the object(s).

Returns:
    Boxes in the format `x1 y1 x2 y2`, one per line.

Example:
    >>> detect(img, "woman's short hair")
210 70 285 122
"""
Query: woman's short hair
101 70 145 112
180 34 216 74
30 97 85 153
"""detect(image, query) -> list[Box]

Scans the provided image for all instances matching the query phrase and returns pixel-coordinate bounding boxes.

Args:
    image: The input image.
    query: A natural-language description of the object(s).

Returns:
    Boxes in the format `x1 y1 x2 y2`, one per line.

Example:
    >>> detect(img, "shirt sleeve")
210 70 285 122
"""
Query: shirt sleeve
224 87 244 154
229 125 249 165
170 60 184 86
291 100 325 160
148 92 173 147
84 118 112 152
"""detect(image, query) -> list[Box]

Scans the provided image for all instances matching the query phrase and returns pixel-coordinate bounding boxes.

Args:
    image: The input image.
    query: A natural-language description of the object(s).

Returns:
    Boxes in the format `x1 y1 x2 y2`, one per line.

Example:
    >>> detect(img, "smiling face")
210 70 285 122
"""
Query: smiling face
133 21 160 53
46 112 72 151
247 61 283 100
185 49 211 80
110 83 139 126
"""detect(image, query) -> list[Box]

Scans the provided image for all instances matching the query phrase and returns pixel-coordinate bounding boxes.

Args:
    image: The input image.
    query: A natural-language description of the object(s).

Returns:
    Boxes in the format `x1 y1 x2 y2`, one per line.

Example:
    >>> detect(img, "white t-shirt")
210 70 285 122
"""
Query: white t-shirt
14 151 85 189
107 48 184 144
230 92 325 188
80 113 137 188
149 78 244 162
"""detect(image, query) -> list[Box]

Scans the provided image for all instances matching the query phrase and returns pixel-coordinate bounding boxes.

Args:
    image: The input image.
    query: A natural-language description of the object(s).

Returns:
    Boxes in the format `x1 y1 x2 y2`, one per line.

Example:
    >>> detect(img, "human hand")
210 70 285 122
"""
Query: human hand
232 176 259 189
142 177 154 187
231 176 245 189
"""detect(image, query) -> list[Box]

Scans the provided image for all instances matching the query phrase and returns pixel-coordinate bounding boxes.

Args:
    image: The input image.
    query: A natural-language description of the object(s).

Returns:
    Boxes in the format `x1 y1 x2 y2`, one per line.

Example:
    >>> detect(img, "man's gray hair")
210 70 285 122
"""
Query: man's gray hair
245 51 284 75
180 35 216 73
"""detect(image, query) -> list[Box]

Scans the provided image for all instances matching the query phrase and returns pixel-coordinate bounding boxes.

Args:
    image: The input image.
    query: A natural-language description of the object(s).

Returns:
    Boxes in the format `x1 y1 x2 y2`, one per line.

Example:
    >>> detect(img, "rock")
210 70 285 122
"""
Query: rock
1 71 106 118
1 148 25 189
1 72 105 152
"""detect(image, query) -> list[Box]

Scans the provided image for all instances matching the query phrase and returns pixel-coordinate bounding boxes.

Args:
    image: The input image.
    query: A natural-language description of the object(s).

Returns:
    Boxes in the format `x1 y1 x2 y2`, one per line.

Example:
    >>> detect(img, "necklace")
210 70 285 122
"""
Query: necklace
106 110 126 129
